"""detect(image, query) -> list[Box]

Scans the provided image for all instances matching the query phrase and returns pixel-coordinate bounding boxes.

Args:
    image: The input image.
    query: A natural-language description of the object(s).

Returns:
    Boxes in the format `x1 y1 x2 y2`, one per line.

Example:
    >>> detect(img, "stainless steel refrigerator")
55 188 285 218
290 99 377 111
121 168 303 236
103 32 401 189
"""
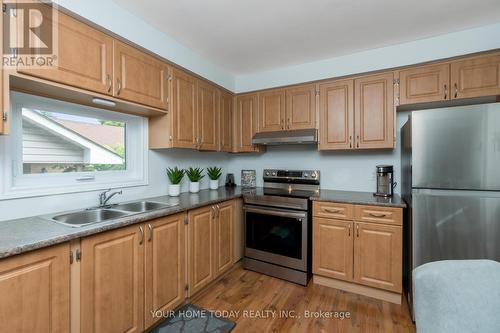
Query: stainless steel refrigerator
401 102 500 311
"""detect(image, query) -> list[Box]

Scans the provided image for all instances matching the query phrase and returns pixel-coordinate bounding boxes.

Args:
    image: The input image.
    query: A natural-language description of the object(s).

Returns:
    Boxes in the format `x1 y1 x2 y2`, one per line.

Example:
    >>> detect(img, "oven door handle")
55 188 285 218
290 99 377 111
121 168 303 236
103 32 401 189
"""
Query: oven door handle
243 206 307 220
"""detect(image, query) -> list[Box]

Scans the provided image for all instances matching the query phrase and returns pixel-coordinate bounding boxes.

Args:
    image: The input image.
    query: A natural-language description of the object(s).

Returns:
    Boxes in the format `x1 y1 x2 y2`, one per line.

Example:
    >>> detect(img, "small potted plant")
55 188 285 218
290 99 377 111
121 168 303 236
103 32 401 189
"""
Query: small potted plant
186 167 204 193
207 167 222 190
166 167 184 197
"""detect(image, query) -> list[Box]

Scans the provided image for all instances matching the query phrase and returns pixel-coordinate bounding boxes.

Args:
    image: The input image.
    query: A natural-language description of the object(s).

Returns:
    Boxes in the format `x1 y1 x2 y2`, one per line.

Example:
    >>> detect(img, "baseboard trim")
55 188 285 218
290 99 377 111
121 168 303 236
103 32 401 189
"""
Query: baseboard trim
313 275 402 304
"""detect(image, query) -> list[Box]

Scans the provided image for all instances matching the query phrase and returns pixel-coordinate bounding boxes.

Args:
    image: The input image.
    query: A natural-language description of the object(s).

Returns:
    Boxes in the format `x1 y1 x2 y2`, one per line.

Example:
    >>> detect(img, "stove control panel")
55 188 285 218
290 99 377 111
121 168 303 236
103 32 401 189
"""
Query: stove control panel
263 169 320 181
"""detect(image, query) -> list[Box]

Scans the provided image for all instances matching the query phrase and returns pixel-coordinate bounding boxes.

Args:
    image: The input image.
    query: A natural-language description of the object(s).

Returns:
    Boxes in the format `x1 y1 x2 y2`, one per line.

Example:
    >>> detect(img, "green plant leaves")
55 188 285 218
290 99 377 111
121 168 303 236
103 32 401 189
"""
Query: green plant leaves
166 167 184 184
207 166 222 180
186 167 205 182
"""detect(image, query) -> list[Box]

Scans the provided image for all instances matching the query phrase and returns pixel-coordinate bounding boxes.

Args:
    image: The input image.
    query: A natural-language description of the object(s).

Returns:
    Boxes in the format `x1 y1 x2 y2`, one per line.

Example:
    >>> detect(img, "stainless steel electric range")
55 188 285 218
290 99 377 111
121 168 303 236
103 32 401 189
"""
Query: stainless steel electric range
243 169 320 285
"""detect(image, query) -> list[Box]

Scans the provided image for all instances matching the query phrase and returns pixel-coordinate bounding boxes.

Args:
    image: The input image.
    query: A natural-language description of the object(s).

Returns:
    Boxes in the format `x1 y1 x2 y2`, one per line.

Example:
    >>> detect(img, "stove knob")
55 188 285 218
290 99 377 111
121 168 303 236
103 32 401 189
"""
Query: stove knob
265 171 270 176
311 171 317 179
271 171 277 176
303 172 309 178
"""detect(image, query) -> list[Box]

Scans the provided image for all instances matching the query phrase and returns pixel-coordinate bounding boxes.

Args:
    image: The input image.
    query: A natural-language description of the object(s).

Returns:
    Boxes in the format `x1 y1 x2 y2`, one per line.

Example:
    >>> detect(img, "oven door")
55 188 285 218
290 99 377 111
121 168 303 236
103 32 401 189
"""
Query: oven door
244 205 308 271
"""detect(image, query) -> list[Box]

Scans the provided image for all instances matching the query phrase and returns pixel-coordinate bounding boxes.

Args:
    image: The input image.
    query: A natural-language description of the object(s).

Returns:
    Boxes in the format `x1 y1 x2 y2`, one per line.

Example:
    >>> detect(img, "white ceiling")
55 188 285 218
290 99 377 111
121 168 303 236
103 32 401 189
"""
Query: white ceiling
114 0 500 75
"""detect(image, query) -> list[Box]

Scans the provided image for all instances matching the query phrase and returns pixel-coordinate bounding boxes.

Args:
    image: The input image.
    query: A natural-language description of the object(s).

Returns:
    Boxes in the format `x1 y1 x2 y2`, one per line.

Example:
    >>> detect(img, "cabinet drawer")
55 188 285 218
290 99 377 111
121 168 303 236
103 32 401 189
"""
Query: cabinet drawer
313 201 354 220
354 205 402 226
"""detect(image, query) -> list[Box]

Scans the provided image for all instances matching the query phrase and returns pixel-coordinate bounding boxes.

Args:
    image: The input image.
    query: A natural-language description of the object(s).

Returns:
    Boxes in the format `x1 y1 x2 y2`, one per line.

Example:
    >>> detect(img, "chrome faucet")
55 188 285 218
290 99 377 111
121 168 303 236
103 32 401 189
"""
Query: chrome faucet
99 189 123 207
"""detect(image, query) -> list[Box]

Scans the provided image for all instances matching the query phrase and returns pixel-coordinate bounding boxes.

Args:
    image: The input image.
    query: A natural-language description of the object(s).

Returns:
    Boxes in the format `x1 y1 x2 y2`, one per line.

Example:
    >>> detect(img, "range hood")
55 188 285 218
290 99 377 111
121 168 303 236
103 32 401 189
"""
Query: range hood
252 129 318 145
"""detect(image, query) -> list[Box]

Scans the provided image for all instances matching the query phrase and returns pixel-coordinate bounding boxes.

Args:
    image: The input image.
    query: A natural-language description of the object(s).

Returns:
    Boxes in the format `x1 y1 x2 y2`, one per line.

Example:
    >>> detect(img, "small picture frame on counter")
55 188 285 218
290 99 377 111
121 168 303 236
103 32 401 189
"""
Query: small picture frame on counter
241 170 256 188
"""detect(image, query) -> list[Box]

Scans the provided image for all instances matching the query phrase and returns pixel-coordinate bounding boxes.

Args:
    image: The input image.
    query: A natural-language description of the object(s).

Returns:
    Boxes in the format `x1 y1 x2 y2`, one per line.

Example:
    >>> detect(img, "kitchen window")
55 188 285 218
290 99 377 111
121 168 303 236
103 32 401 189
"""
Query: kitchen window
0 92 148 198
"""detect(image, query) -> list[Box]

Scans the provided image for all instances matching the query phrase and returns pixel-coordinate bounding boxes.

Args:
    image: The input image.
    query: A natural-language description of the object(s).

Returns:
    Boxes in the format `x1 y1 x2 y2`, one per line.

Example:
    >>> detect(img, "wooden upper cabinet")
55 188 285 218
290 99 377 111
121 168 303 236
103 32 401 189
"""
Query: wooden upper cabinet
18 11 114 95
0 243 70 333
113 41 168 109
188 206 215 296
259 89 285 132
313 218 353 282
0 3 4 135
215 201 234 276
235 93 259 152
399 63 450 104
220 92 233 152
197 81 219 150
145 214 185 329
81 224 144 333
451 53 500 99
353 222 402 293
319 79 354 150
285 84 317 130
354 72 394 149
171 68 197 149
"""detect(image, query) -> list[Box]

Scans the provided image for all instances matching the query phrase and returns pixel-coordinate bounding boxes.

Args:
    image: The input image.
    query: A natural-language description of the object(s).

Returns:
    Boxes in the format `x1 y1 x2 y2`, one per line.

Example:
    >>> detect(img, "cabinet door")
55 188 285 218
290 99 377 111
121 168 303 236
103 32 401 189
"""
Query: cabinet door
259 89 285 132
220 92 233 152
399 63 450 104
235 93 259 152
451 53 500 99
197 81 219 151
354 73 394 149
188 206 215 296
215 201 234 276
145 215 185 329
171 68 197 149
286 84 316 130
0 3 4 135
81 224 144 333
18 11 113 95
318 79 354 150
114 41 168 109
313 218 353 281
0 243 70 333
353 222 402 292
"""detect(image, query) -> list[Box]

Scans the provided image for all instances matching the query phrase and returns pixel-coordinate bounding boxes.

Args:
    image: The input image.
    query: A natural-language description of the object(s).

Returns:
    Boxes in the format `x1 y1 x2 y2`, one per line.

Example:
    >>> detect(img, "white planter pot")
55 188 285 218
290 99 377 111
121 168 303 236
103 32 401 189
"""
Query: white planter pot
168 184 181 197
189 181 200 193
209 179 219 190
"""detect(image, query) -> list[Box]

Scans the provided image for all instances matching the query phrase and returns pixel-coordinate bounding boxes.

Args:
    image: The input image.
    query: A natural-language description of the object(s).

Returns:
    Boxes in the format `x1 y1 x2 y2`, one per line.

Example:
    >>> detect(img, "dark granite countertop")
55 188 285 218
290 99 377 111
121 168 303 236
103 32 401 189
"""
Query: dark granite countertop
0 187 244 259
311 189 406 208
0 186 405 260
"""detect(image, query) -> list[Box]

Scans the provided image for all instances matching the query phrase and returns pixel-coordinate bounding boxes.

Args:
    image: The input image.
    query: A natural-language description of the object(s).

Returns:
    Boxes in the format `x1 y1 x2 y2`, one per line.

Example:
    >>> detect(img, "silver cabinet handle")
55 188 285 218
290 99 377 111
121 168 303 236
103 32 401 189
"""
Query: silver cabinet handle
368 212 388 218
106 74 112 93
216 204 220 218
356 135 360 148
349 135 352 148
324 208 341 213
148 224 152 242
356 224 360 238
454 83 458 98
444 84 447 100
211 205 216 219
116 78 122 95
139 226 144 245
348 224 351 237
287 118 291 129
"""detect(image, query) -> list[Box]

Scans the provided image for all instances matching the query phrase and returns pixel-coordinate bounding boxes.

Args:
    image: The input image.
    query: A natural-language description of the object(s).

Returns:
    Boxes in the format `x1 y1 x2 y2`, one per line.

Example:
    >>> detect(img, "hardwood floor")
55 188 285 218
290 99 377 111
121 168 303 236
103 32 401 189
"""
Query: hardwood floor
192 267 415 333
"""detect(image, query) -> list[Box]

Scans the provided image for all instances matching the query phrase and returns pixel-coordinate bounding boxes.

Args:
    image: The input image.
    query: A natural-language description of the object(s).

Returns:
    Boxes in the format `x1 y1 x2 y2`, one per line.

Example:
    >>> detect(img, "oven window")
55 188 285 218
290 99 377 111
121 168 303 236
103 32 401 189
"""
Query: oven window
246 212 302 259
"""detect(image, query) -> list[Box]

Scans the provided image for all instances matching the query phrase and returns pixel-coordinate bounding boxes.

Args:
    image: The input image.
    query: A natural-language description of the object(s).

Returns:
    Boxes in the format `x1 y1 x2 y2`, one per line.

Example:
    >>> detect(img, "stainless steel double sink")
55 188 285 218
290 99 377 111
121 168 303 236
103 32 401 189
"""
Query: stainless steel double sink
48 201 177 227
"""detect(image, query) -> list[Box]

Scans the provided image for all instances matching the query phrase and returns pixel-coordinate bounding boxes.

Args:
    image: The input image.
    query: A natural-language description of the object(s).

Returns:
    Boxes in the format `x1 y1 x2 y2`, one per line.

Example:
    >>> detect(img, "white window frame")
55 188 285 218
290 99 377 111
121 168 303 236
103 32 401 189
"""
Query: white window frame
0 92 148 199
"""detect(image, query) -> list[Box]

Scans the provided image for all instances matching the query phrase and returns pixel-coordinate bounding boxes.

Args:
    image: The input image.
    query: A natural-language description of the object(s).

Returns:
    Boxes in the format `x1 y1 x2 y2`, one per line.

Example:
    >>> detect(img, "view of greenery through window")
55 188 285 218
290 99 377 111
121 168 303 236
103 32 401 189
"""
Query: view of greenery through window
22 108 126 174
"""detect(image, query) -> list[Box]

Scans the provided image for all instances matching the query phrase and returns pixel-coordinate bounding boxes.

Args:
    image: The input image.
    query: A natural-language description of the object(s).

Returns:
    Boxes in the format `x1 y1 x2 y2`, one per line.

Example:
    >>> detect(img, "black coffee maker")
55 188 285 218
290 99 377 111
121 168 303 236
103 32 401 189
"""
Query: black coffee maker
225 173 235 187
374 165 396 197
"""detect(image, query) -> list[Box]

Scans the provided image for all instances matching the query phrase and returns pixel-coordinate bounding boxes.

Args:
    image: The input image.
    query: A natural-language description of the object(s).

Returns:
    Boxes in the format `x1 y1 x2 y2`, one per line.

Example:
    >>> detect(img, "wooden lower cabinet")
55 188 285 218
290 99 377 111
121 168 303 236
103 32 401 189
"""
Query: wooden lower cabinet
0 243 70 333
312 201 403 302
145 214 185 328
188 205 215 296
188 200 235 296
353 222 402 293
313 218 353 281
215 200 234 275
81 224 145 333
